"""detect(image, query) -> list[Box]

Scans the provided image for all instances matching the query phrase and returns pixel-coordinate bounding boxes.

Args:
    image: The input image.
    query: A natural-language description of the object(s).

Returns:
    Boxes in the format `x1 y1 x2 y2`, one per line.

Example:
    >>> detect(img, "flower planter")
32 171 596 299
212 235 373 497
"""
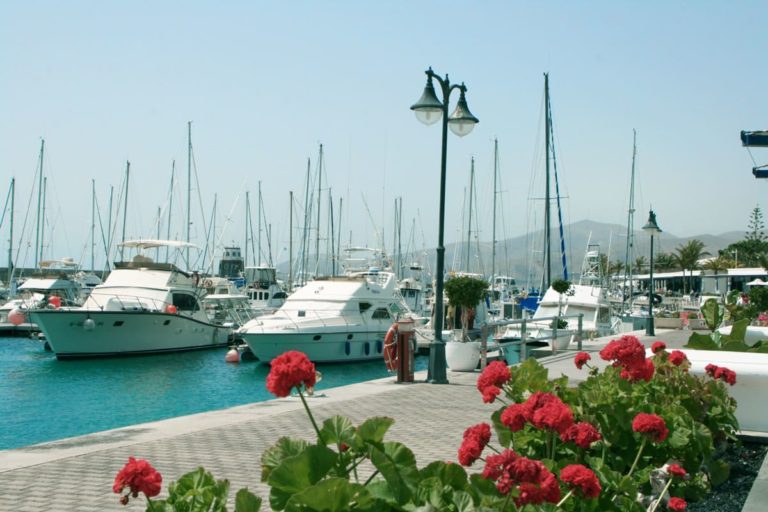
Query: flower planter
445 340 481 372
660 348 768 433
687 318 706 330
654 317 683 329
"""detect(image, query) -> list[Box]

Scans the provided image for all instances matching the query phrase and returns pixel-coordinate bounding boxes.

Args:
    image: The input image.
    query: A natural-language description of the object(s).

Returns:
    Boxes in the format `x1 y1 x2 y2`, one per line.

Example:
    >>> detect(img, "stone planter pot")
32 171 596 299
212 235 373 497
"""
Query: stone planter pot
687 318 706 330
445 340 481 372
654 317 683 329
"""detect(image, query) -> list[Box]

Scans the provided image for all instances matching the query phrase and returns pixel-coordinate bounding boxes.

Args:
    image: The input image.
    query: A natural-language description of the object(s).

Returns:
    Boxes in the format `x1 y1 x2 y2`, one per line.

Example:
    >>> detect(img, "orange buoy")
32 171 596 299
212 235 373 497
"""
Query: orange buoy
383 323 398 372
165 304 178 314
225 348 240 363
8 309 26 326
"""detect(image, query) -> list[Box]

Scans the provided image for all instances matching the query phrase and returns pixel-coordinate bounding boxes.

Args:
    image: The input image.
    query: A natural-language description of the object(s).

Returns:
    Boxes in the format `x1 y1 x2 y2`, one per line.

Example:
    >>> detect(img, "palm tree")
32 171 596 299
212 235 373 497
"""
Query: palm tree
674 240 710 294
655 252 677 272
635 256 648 272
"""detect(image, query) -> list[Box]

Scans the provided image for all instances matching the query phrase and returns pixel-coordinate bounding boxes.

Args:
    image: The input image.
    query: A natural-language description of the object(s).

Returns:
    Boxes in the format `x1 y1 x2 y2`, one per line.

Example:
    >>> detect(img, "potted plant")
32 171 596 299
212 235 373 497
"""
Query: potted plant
443 275 489 371
549 279 573 350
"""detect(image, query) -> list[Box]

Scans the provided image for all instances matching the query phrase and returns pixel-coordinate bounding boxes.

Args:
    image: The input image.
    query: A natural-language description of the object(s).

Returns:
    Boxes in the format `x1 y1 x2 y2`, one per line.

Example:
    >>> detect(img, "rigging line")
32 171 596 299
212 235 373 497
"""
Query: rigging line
13 152 44 272
191 148 210 270
0 182 12 231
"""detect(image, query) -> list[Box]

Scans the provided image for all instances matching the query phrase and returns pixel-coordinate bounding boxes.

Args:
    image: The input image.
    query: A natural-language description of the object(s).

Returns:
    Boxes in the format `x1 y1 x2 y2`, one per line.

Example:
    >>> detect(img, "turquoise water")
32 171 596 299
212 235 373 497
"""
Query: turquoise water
0 337 427 450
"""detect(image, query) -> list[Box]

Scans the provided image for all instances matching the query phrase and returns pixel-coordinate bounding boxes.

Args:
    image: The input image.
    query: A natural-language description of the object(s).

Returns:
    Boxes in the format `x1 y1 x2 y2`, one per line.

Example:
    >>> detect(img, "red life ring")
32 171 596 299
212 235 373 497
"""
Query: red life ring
383 323 398 372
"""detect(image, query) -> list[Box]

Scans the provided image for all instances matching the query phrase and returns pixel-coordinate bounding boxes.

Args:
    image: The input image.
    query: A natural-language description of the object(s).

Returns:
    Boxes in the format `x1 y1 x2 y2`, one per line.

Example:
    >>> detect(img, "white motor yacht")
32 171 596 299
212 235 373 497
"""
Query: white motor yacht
29 240 231 359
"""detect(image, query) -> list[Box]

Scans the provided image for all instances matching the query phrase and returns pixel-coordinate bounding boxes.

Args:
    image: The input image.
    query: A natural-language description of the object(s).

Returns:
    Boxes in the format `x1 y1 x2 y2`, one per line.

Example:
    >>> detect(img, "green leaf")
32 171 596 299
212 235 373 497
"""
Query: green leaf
235 488 263 512
724 318 749 343
684 333 720 350
268 445 337 510
261 437 311 482
419 461 469 491
357 417 395 445
284 478 375 512
163 468 230 511
369 441 419 504
720 341 750 352
668 425 692 450
708 458 731 487
490 408 513 448
319 415 356 447
701 298 723 330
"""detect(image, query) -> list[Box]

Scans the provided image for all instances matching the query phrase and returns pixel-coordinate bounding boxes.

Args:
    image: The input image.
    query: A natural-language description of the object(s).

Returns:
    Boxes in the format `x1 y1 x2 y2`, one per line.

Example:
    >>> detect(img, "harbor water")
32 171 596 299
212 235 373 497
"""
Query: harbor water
0 336 427 450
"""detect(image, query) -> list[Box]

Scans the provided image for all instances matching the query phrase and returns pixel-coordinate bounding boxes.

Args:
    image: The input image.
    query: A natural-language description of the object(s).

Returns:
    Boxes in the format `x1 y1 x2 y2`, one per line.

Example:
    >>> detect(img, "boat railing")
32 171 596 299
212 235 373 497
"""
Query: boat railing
86 292 180 314
480 313 585 369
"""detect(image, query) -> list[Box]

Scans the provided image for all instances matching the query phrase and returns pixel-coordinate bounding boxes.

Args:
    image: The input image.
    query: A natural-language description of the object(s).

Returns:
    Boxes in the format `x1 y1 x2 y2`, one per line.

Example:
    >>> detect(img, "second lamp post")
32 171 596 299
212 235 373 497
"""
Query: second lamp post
411 67 479 384
643 209 662 336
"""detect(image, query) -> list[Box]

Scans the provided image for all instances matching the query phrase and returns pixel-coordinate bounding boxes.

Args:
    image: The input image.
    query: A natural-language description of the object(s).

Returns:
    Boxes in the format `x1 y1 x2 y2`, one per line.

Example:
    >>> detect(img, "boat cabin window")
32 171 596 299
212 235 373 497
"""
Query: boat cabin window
359 302 372 313
597 307 611 324
371 307 391 320
172 293 200 312
273 291 287 299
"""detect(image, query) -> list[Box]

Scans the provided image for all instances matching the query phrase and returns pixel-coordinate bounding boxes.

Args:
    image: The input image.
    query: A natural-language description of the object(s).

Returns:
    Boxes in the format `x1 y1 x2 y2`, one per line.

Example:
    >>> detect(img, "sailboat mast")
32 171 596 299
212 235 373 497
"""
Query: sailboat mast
245 191 250 265
491 138 498 282
623 130 637 312
302 158 311 284
315 144 323 275
34 139 44 269
544 73 552 290
289 190 294 291
466 157 475 272
40 177 47 265
8 178 15 282
120 161 130 261
91 179 96 271
165 162 174 262
258 181 262 265
186 121 192 265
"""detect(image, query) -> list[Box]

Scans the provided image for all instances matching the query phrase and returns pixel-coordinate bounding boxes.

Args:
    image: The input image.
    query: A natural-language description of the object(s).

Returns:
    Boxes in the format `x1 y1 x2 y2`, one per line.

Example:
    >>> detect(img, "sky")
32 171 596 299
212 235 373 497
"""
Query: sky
1 1 767 273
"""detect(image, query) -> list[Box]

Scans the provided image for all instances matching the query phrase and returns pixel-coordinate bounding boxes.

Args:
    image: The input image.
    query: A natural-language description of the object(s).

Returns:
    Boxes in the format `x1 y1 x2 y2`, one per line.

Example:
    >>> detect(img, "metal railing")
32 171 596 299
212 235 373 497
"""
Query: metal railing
479 313 584 369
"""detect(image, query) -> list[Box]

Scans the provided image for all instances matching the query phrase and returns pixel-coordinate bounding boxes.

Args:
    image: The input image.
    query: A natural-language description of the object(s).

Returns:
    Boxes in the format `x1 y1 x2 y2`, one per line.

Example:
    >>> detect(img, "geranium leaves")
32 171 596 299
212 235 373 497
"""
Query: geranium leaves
369 441 419 503
268 445 337 510
262 437 312 482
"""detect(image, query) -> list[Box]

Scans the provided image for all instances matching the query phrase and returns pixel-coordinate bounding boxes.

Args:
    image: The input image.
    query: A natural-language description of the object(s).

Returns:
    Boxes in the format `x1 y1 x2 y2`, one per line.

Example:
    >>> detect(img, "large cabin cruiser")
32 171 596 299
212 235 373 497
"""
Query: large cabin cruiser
235 269 412 364
29 240 230 359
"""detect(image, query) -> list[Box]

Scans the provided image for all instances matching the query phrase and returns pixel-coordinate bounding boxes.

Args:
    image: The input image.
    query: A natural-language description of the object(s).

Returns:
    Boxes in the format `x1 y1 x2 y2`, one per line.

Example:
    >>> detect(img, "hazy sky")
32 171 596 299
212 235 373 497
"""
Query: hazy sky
2 1 767 272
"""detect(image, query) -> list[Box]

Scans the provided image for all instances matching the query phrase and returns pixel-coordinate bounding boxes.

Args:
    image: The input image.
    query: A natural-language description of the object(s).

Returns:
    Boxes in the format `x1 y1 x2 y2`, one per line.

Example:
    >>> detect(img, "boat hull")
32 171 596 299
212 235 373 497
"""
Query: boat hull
30 310 230 359
238 328 388 364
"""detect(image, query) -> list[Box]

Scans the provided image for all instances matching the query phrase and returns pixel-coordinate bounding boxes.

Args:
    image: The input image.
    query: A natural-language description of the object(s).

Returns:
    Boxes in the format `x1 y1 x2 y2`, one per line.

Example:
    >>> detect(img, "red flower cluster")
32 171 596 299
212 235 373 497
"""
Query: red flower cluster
476 361 511 403
667 463 687 478
705 363 737 386
651 341 667 354
668 350 688 367
501 392 575 435
266 351 317 397
668 496 687 511
559 464 601 498
560 421 602 449
482 450 560 506
574 352 591 369
632 413 669 443
113 457 162 504
458 422 492 466
600 335 654 382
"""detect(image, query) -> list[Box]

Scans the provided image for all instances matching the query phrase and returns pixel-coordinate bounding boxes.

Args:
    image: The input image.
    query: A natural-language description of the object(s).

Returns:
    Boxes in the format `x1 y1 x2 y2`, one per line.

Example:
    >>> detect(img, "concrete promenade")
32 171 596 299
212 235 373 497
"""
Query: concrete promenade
0 328 765 511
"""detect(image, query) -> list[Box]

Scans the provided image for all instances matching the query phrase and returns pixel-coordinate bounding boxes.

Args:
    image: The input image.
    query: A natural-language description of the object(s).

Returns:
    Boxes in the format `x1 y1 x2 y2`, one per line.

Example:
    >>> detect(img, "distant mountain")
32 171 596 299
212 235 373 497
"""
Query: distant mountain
441 219 745 286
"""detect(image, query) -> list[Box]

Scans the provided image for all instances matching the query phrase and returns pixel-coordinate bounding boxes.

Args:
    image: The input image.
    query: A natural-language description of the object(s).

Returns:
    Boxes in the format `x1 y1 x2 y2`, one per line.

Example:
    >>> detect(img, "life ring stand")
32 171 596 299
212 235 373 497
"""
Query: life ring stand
383 323 398 372
203 278 213 288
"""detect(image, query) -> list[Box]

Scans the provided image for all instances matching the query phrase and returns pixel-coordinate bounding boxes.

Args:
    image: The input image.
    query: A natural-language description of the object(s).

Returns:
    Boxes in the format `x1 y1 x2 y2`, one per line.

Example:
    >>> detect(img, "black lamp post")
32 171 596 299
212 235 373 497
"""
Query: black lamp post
642 209 662 336
411 67 479 384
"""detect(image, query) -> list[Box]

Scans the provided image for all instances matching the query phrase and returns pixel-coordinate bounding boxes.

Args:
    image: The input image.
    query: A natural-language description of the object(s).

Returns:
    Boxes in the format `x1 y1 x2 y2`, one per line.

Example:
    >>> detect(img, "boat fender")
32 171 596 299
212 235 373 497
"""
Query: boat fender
166 304 178 314
344 341 351 356
383 323 398 371
225 348 240 363
8 309 26 326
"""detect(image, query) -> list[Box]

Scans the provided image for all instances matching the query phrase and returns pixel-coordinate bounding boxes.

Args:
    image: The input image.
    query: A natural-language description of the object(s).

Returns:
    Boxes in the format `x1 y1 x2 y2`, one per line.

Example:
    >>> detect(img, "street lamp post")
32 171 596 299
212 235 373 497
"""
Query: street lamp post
642 210 662 336
411 67 479 384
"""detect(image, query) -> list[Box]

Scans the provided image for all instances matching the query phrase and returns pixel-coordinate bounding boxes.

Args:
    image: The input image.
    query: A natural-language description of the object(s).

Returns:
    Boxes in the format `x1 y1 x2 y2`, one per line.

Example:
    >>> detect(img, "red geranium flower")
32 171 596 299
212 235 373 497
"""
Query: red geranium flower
705 363 718 376
668 350 688 367
476 361 511 403
113 456 162 503
632 413 669 443
651 341 667 354
458 423 492 466
599 335 646 367
667 463 687 478
501 403 528 432
668 496 687 511
714 366 737 386
620 357 655 382
560 464 601 498
523 392 574 434
266 351 317 397
574 352 591 369
482 450 560 505
560 421 602 449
